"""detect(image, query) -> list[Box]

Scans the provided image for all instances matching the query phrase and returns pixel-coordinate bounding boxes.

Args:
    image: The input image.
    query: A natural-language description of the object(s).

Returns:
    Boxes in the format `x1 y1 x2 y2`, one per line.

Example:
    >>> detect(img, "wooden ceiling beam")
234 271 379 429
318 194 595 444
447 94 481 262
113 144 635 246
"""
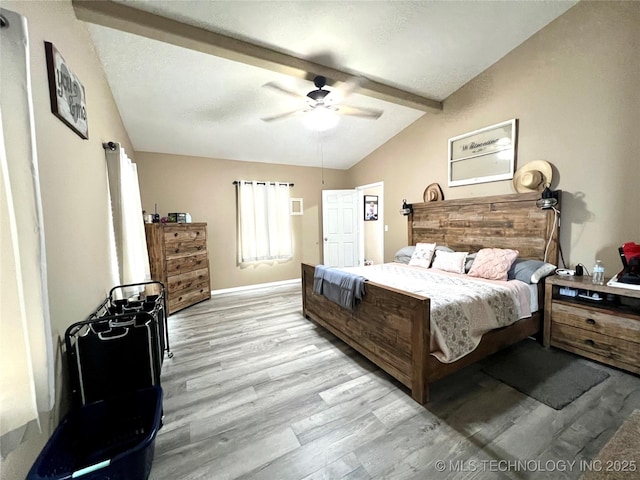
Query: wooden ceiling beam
72 0 442 113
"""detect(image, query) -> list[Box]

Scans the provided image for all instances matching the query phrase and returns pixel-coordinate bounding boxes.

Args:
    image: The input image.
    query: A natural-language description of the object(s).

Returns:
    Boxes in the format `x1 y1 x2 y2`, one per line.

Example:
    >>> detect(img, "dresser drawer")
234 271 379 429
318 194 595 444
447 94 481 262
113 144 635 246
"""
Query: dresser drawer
166 252 208 275
551 322 640 371
163 224 206 244
551 302 640 340
168 285 210 313
167 268 210 294
164 238 207 259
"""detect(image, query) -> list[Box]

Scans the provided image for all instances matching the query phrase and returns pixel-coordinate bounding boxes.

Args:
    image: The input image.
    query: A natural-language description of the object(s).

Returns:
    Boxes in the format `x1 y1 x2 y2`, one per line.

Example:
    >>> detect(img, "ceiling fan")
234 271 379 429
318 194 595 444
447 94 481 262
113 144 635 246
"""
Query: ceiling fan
261 75 383 129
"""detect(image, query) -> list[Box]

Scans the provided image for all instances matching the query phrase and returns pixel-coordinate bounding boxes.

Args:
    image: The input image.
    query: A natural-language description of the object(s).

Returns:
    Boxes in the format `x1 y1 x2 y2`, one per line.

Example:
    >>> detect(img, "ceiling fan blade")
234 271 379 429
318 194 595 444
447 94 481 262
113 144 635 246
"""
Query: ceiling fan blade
336 104 383 119
325 76 365 104
262 82 307 100
261 108 305 122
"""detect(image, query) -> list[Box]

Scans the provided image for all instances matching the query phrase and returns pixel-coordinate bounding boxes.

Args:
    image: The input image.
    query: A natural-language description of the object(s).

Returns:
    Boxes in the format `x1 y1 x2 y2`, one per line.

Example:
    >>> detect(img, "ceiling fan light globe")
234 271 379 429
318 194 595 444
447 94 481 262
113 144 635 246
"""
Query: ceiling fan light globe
302 107 340 131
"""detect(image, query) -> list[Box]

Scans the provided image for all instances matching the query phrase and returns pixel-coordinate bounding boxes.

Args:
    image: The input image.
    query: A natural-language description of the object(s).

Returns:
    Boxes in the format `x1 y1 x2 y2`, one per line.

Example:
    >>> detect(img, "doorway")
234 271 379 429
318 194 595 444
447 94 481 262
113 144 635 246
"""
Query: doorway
357 182 384 266
321 183 384 267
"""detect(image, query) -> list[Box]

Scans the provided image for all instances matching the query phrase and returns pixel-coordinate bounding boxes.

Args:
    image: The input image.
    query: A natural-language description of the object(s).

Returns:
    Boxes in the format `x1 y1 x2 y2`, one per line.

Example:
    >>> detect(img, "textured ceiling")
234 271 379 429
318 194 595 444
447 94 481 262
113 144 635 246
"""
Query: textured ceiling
85 0 577 169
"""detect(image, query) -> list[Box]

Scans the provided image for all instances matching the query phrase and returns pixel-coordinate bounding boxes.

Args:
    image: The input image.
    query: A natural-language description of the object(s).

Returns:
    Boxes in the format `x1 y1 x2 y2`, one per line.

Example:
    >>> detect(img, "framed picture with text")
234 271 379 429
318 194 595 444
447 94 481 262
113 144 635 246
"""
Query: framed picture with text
45 41 89 139
448 119 517 187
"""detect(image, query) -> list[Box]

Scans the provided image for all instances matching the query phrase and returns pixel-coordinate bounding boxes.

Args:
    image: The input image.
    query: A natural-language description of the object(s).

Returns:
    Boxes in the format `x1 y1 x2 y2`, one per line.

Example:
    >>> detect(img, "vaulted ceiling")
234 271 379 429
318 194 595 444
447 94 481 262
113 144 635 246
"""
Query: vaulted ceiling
77 0 577 169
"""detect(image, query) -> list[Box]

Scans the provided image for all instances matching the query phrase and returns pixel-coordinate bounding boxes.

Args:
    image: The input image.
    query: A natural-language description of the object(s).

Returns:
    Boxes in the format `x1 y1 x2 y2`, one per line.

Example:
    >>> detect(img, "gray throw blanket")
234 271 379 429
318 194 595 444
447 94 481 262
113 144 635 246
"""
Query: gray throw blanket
313 265 367 310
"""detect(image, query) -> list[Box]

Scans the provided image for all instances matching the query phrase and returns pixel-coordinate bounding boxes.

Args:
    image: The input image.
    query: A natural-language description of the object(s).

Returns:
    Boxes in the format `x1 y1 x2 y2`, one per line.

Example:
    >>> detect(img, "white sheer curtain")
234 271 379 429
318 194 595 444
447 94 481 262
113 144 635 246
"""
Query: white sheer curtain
237 180 293 263
0 8 54 448
105 143 150 290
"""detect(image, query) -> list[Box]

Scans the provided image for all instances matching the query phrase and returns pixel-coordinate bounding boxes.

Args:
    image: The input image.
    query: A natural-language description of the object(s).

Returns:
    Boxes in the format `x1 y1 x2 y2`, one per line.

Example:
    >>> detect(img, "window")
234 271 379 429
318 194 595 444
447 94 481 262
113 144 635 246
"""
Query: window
237 180 293 263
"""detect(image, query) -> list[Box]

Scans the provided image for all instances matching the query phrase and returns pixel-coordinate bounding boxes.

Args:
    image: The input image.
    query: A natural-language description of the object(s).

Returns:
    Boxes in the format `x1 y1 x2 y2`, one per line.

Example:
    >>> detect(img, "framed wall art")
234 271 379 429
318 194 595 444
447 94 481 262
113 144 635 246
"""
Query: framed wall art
44 41 88 139
448 119 517 187
290 198 304 215
364 195 378 221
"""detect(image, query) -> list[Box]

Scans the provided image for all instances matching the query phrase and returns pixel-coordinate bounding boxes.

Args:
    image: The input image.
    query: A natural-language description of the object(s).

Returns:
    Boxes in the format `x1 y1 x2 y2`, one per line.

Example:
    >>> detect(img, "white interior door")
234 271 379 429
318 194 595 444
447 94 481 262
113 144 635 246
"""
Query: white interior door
322 189 358 267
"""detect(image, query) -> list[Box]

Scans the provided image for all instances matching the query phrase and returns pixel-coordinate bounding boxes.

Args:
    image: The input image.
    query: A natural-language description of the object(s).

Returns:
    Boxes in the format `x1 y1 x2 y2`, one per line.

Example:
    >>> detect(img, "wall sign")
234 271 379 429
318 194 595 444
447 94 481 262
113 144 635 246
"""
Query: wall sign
45 41 88 139
448 119 517 187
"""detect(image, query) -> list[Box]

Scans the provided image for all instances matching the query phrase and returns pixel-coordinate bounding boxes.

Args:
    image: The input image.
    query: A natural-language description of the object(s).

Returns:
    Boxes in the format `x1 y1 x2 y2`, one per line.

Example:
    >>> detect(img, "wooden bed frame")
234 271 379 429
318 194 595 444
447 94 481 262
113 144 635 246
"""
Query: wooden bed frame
301 191 560 404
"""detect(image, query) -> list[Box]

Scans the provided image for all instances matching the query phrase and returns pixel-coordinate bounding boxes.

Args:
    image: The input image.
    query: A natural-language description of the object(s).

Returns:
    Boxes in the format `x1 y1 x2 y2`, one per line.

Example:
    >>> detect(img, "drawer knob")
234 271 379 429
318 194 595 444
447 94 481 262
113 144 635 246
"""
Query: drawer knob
585 339 595 347
586 318 596 325
174 233 178 237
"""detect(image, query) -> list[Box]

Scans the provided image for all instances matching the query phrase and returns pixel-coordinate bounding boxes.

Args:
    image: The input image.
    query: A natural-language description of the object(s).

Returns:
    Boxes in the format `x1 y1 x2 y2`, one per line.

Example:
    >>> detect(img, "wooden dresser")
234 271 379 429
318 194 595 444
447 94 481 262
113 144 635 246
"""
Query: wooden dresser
145 223 211 315
544 275 640 374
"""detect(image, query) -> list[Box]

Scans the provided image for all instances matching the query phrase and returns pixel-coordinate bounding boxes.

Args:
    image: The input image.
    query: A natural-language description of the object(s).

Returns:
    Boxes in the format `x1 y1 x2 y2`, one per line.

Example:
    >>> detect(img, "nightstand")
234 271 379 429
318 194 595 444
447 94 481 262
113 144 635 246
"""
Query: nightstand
544 275 640 375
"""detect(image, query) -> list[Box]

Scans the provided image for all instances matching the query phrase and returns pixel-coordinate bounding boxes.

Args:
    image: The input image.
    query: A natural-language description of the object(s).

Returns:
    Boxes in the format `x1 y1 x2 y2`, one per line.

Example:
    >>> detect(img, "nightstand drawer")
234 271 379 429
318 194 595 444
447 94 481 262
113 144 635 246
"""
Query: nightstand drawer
551 323 640 370
551 302 640 340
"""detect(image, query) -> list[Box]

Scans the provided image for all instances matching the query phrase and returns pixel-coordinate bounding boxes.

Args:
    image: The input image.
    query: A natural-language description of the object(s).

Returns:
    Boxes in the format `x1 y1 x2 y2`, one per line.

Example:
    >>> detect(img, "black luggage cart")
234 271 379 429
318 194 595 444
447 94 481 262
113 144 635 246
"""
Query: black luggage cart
65 281 171 408
90 280 172 360
29 282 171 480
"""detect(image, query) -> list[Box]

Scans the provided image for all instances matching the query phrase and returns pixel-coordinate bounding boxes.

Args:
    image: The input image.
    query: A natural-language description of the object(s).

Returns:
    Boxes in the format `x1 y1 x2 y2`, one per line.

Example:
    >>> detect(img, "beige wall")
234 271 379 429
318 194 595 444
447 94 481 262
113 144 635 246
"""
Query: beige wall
135 152 349 289
348 1 640 276
1 1 133 478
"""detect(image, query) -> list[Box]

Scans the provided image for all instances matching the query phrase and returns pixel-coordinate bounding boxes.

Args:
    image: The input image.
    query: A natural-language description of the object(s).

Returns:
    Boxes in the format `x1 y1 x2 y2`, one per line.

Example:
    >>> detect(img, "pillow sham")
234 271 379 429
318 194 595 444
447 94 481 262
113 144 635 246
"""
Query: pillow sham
467 248 519 281
408 242 437 268
508 258 557 284
431 251 468 274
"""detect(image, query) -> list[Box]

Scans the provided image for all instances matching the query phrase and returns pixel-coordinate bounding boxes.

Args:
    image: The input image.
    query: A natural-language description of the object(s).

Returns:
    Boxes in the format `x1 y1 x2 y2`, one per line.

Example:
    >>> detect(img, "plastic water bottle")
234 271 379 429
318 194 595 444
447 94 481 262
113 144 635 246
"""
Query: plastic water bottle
592 260 605 285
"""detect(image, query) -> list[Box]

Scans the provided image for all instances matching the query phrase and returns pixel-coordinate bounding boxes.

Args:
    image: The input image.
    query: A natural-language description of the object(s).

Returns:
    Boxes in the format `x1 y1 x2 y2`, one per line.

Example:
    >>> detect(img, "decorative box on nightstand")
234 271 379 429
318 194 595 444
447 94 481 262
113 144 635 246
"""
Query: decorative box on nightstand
544 275 640 375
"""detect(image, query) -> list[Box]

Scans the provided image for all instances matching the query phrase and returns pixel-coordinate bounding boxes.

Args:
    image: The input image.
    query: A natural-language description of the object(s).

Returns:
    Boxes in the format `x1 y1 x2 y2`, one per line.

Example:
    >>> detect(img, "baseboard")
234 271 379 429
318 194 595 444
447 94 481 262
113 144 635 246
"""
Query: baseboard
211 278 300 296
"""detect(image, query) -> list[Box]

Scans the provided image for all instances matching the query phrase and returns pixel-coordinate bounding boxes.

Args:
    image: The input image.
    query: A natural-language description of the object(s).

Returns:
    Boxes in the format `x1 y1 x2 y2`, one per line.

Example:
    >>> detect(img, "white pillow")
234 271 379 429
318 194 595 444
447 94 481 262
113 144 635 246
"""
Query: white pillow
431 251 468 274
531 262 557 283
408 242 436 268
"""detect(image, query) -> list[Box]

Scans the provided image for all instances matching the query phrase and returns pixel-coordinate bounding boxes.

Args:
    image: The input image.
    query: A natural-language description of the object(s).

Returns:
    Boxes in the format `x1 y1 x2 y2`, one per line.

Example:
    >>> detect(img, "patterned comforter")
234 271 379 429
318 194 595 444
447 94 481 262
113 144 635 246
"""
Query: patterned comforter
340 263 532 363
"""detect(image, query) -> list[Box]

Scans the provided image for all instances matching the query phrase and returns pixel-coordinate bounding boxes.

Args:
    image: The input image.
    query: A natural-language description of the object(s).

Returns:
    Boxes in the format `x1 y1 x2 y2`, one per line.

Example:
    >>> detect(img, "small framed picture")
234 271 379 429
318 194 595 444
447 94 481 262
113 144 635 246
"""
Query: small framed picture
364 195 378 221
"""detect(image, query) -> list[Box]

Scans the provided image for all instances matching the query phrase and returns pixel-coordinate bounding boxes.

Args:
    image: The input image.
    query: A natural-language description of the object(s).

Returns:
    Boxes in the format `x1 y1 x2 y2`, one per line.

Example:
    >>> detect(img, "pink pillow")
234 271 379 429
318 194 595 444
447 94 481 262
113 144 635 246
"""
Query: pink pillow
467 248 519 281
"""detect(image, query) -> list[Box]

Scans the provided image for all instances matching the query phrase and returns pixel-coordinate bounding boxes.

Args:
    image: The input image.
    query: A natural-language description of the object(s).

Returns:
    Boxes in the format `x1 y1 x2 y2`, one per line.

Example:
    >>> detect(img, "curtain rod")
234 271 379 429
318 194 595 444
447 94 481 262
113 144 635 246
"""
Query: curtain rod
233 181 294 187
102 141 117 151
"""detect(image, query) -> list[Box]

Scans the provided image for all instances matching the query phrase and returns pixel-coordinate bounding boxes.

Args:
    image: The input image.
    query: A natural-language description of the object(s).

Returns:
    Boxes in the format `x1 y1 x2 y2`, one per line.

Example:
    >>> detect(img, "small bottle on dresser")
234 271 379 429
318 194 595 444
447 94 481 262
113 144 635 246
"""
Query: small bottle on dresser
592 260 605 285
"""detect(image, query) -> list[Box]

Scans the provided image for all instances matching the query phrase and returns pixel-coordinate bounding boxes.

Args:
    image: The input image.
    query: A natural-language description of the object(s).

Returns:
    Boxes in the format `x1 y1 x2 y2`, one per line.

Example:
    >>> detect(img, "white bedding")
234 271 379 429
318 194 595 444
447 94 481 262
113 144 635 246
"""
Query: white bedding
340 263 533 363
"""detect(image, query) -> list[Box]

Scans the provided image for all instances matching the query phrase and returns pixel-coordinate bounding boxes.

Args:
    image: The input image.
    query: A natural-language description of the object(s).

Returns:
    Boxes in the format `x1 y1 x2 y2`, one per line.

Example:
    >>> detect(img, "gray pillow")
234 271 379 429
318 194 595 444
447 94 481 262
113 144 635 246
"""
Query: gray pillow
394 246 415 264
394 245 453 265
508 258 557 284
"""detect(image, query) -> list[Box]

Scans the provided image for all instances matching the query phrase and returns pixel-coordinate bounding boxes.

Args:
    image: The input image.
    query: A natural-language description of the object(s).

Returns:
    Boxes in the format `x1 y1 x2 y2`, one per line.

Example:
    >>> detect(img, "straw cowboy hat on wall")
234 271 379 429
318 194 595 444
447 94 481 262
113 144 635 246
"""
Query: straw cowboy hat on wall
513 160 553 193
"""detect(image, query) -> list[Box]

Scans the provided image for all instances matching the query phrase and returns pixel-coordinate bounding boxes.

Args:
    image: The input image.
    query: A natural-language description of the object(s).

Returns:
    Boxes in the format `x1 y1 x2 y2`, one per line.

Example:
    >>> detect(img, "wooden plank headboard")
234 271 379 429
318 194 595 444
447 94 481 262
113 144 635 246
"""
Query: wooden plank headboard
408 191 560 265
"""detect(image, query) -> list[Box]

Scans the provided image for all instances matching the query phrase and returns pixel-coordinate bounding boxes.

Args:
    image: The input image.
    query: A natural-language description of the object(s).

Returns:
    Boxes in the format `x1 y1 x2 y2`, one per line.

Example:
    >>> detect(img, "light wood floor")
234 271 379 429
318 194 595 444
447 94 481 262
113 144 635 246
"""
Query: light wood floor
149 283 640 480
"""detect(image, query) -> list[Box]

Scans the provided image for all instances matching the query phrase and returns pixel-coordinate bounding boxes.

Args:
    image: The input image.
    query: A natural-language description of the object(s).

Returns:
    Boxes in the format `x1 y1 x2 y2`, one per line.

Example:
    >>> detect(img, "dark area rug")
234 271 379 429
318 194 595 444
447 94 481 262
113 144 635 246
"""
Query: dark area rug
481 339 610 410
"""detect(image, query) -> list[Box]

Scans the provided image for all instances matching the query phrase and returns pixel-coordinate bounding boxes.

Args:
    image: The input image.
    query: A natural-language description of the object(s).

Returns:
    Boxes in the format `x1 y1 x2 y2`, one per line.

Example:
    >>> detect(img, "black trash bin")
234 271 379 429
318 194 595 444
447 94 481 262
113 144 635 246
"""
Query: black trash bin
26 386 162 480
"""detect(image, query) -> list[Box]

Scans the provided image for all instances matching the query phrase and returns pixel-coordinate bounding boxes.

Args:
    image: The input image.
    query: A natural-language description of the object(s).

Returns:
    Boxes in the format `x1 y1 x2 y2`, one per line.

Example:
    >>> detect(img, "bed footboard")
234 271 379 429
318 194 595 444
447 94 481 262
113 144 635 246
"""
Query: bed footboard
301 263 431 403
